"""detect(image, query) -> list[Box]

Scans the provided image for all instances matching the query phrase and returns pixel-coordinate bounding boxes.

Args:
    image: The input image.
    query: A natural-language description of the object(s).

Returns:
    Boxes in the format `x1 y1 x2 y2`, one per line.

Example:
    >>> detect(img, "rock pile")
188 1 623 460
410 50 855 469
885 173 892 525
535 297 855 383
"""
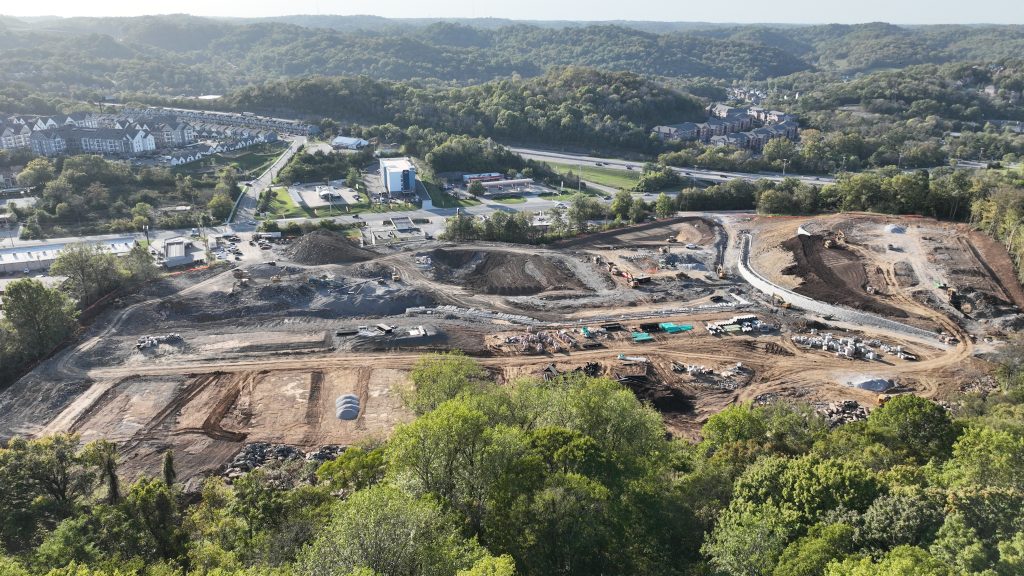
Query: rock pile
136 333 184 350
222 443 351 479
822 400 868 427
287 230 374 265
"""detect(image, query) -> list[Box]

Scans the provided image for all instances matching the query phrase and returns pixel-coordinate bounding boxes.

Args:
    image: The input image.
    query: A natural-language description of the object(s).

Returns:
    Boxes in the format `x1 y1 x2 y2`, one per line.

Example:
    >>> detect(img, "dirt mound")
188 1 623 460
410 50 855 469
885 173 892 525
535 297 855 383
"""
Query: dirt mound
430 249 588 296
287 230 374 265
782 234 908 318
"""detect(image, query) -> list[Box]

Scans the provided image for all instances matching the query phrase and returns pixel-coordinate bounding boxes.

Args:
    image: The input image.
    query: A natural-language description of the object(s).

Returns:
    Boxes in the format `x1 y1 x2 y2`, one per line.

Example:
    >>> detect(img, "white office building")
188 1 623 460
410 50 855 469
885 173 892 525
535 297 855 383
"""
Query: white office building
379 158 416 195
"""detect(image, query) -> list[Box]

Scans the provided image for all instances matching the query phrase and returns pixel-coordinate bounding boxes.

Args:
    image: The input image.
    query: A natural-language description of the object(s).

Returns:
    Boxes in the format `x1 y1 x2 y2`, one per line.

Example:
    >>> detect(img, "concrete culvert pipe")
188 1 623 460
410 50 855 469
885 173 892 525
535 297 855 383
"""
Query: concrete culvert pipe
335 394 361 420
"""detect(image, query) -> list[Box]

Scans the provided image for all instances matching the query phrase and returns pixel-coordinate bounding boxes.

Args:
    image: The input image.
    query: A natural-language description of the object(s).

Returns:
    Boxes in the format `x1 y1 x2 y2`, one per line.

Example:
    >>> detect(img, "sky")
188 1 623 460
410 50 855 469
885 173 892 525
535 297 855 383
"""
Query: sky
3 0 1023 24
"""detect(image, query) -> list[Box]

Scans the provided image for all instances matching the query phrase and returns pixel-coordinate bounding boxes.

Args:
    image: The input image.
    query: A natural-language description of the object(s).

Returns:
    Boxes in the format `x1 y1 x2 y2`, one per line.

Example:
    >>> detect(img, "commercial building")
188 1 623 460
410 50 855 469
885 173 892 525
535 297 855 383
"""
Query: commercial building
331 136 369 149
379 158 417 195
0 237 135 274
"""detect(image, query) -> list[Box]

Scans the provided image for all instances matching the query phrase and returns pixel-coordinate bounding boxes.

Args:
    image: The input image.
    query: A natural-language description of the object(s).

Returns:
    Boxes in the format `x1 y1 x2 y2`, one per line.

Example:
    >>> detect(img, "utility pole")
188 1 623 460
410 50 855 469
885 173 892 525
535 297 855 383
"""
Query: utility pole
781 158 789 176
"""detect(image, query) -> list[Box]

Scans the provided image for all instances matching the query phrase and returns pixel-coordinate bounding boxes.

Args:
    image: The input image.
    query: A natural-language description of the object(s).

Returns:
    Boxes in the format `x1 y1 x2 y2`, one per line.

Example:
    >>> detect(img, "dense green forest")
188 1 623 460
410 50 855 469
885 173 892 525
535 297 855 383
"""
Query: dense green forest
215 68 703 151
1 350 1023 575
3 15 1024 94
6 156 239 238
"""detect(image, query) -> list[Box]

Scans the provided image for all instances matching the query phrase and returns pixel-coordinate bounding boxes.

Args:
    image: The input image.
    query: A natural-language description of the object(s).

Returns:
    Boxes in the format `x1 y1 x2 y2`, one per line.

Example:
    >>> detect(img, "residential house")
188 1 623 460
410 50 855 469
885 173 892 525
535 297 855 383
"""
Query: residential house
0 123 33 150
30 130 67 156
651 122 699 141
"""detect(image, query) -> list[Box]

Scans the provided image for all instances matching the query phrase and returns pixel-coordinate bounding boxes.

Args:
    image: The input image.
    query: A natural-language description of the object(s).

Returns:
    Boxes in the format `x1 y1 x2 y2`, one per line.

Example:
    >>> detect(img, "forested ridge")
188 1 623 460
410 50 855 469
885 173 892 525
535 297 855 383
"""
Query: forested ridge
3 15 1024 96
1 351 1024 575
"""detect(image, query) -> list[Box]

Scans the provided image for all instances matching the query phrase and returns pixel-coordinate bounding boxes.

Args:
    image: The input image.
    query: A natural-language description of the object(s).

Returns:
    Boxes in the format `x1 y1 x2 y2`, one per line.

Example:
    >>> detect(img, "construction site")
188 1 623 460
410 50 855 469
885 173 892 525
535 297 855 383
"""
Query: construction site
0 213 1020 484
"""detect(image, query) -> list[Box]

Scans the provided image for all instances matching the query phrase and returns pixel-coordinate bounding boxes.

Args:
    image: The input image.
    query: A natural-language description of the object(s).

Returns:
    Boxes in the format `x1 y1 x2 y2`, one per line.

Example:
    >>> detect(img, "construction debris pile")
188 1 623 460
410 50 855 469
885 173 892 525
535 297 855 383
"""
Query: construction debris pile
706 314 774 335
492 329 585 355
791 332 917 361
821 400 869 427
222 443 347 479
672 360 750 390
136 333 184 350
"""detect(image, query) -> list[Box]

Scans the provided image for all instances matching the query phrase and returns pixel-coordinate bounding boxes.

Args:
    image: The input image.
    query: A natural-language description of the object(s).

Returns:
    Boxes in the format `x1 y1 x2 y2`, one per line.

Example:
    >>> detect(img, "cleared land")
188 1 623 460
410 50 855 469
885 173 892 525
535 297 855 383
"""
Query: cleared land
1 214 1019 484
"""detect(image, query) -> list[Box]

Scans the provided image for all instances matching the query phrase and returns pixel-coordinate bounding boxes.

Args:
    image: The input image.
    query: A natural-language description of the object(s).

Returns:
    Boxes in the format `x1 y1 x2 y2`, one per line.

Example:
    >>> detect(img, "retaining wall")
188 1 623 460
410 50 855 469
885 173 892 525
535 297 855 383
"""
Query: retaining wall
737 234 941 344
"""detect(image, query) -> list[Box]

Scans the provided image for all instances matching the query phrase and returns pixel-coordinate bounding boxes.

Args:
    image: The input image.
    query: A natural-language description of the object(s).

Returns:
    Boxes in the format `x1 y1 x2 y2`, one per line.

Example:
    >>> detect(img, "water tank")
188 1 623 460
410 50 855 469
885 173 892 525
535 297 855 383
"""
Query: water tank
335 394 361 420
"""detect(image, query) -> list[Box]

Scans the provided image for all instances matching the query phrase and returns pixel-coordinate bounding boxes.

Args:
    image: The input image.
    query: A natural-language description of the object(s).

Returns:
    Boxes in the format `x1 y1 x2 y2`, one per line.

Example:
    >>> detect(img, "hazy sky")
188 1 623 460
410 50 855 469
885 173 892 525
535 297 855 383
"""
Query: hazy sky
4 0 1023 24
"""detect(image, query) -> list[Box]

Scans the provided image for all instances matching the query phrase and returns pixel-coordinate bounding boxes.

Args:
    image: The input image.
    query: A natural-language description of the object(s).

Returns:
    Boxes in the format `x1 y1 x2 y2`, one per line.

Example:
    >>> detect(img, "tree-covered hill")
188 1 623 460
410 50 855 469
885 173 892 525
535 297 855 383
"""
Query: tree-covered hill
2 15 1024 96
216 67 704 151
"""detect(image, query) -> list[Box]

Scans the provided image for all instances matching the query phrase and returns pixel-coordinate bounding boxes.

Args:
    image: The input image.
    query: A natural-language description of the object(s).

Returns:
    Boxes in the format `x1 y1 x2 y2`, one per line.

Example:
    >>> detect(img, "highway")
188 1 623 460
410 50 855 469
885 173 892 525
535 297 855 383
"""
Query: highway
508 146 837 185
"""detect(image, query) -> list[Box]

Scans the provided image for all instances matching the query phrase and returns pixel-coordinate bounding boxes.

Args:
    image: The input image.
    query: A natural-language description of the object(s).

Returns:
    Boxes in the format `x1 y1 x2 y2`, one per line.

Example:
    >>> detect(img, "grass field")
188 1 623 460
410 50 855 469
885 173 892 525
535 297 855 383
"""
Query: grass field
264 187 312 219
544 162 641 190
492 196 527 204
422 182 480 208
179 142 287 177
538 188 606 202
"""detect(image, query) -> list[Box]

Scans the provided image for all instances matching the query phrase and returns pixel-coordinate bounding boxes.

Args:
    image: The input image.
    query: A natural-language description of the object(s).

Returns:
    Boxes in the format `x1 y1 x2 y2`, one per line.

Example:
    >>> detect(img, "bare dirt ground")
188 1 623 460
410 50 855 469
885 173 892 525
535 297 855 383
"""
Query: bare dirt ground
1 213 1020 482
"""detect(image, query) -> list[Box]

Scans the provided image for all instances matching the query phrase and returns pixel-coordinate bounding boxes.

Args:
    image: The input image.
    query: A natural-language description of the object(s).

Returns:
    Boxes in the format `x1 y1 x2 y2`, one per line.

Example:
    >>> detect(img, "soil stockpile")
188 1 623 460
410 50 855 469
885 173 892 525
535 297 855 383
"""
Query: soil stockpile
287 230 374 265
782 234 908 317
430 249 588 296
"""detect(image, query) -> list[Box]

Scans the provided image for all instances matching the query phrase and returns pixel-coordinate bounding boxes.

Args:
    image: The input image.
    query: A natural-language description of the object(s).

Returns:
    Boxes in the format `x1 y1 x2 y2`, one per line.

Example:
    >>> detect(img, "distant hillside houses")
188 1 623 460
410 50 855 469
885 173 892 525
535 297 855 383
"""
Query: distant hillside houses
0 110 278 164
653 103 799 152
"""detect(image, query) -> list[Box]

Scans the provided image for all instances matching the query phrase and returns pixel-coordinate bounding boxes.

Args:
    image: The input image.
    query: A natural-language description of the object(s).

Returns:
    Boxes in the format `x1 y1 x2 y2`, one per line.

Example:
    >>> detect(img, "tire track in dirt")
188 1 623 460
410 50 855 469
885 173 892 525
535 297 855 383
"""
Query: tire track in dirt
354 366 371 431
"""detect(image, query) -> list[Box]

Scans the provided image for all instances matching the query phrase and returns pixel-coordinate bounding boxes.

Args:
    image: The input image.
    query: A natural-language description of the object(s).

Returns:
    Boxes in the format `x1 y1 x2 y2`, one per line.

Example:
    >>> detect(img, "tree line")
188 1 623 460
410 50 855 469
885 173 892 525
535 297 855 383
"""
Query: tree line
1 348 1024 575
0 244 156 387
10 156 239 239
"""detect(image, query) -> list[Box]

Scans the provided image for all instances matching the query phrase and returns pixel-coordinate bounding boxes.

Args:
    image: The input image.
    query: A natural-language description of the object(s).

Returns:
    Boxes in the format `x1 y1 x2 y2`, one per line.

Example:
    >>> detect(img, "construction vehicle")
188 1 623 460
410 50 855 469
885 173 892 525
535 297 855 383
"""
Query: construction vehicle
876 394 893 406
391 268 401 282
824 230 846 249
773 294 792 309
716 265 726 279
666 236 678 243
271 275 282 283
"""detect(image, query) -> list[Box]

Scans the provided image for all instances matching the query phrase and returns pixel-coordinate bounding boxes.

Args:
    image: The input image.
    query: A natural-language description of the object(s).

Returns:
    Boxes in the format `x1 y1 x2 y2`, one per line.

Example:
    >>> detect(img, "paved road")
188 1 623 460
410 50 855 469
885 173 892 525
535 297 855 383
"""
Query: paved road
233 136 307 222
510 146 837 186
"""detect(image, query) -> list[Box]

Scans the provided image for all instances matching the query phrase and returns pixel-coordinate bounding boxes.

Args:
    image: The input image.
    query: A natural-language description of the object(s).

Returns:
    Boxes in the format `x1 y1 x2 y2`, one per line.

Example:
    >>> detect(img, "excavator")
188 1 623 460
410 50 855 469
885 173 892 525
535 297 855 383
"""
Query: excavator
773 294 792 309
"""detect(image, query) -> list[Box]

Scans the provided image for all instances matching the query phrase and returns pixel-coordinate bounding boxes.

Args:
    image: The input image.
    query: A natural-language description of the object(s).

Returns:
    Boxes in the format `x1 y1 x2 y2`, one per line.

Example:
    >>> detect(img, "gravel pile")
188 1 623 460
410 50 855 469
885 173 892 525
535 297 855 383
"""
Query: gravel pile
287 230 374 265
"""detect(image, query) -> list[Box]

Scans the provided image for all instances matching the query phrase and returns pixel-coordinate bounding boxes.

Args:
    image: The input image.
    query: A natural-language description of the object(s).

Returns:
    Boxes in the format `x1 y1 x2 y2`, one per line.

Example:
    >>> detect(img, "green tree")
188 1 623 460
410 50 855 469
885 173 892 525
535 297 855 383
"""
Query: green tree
208 193 234 221
316 446 386 493
860 489 944 550
122 244 158 283
702 500 800 576
405 352 490 415
655 192 675 218
16 157 55 189
458 555 517 576
773 523 856 576
51 243 126 305
0 434 99 551
468 181 486 196
346 167 363 190
161 451 176 487
943 425 1024 490
865 394 957 463
0 278 78 358
825 545 961 576
296 484 487 576
609 190 633 221
929 513 992 574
